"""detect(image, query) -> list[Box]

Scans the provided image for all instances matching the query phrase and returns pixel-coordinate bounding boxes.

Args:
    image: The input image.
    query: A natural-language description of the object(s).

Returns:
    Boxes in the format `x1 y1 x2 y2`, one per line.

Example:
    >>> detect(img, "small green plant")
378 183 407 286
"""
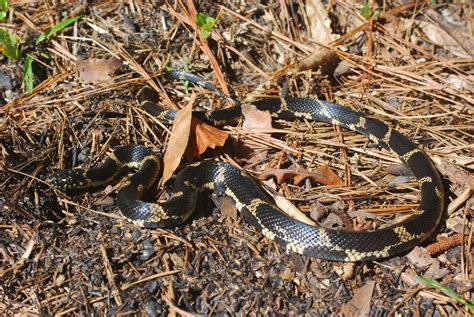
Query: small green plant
196 12 223 39
0 0 80 92
20 15 80 91
0 0 8 20
414 275 474 314
0 0 19 60
360 4 380 20
0 28 19 60
166 63 190 94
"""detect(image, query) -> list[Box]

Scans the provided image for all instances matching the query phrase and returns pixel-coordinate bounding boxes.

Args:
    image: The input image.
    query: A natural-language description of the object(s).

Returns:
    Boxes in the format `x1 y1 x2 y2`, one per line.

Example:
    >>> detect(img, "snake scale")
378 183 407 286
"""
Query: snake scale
49 71 444 261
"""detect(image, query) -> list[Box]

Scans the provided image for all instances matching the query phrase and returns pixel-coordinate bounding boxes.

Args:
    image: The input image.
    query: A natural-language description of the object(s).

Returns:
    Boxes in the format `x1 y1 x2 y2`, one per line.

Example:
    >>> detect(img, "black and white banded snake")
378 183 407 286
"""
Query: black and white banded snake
48 71 444 261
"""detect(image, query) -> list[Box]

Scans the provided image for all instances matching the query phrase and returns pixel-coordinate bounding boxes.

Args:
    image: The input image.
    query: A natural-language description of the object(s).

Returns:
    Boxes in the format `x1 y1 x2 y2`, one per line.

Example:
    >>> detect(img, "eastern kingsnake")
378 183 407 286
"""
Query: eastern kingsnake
48 71 444 261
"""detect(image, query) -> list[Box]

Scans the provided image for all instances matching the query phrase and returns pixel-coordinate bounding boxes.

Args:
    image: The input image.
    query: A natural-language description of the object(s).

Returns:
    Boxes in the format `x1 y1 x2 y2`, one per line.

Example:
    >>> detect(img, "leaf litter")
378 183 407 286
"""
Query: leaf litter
0 0 472 315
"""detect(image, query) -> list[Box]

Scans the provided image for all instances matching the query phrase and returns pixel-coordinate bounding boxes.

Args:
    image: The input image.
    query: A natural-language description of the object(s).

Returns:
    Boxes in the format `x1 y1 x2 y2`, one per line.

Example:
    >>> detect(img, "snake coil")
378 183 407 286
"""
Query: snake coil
49 71 444 261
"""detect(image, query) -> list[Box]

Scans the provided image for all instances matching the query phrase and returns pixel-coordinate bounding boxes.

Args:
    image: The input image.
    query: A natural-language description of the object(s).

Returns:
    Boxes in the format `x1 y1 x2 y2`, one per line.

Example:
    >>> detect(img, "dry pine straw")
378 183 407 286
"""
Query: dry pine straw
0 0 473 315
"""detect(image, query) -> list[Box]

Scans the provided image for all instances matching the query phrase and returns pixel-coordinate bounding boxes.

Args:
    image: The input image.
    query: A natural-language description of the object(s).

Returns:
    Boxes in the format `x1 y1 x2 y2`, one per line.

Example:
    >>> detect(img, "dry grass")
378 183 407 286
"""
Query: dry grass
0 0 472 315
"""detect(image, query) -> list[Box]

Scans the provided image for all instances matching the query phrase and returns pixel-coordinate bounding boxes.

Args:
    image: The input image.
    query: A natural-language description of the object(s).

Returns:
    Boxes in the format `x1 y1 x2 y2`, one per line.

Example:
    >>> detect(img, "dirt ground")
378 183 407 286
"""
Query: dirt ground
0 0 472 316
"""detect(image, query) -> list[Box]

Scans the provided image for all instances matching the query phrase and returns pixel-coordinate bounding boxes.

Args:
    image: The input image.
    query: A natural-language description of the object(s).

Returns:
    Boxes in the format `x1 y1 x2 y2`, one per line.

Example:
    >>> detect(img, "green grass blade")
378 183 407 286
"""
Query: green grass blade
36 15 81 44
22 54 34 92
415 275 474 312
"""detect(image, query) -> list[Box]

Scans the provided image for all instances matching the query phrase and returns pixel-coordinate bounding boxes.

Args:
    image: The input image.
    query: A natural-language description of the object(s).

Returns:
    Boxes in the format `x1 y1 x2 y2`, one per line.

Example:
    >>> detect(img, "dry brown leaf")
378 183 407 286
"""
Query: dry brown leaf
241 104 272 132
218 196 238 220
184 118 228 159
163 100 227 174
425 9 474 58
194 119 228 154
416 20 471 58
259 165 344 186
297 48 337 71
240 104 273 164
76 57 122 83
297 0 338 71
301 165 343 186
306 0 338 44
162 101 193 183
341 281 375 317
406 247 448 279
279 267 294 281
406 247 437 268
433 156 474 190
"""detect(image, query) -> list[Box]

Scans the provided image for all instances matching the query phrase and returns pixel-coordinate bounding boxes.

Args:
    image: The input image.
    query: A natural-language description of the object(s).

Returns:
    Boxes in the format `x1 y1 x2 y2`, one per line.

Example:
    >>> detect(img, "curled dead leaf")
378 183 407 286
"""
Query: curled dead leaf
163 97 228 181
162 100 193 183
298 48 337 71
184 117 228 159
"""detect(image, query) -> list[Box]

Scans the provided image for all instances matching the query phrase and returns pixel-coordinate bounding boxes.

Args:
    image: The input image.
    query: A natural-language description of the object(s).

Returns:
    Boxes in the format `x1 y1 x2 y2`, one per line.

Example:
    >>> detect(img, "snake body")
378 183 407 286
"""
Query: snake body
49 71 444 261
